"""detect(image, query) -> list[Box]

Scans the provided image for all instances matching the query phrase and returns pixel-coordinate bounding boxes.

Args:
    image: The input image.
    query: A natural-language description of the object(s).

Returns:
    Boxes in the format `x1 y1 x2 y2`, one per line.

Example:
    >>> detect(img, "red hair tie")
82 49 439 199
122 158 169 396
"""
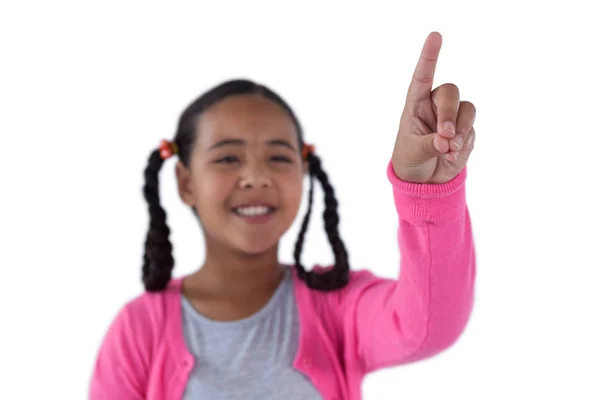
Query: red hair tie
159 139 178 160
302 144 315 160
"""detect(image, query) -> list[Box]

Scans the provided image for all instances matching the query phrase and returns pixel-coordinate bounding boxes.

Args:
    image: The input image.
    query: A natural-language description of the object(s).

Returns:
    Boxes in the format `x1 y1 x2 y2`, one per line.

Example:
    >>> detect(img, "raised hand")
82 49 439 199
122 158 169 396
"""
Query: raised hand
392 32 476 184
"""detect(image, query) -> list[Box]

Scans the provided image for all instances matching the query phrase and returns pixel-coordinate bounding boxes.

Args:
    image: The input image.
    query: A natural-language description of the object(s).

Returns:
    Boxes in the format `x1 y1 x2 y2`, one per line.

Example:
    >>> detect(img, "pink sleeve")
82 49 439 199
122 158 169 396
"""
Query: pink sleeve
88 302 151 399
342 161 476 373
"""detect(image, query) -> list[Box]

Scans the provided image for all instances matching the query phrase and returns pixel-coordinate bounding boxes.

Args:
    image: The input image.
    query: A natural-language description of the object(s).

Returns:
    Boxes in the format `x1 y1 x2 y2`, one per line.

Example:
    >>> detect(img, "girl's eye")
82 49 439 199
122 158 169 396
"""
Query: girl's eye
215 156 239 164
214 155 292 164
271 155 292 163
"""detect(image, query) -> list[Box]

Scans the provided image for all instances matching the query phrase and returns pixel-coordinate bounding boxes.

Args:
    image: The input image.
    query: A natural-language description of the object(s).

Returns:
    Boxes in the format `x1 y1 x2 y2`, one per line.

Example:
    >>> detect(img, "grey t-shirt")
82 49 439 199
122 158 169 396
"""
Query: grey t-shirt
180 267 323 399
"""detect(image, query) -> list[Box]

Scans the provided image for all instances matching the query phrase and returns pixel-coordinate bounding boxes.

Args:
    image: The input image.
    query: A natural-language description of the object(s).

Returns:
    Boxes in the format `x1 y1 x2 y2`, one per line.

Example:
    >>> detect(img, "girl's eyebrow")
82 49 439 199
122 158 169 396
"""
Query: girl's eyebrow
208 138 296 151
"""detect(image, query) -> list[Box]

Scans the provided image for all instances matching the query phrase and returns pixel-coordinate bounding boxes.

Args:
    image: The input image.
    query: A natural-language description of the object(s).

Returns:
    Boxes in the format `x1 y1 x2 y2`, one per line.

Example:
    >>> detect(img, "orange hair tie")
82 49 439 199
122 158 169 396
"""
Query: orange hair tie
159 139 178 160
302 144 315 160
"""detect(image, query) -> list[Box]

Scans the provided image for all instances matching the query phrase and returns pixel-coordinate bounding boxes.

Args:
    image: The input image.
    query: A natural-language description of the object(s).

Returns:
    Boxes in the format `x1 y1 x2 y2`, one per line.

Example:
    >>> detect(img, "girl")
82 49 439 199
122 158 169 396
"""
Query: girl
89 32 476 400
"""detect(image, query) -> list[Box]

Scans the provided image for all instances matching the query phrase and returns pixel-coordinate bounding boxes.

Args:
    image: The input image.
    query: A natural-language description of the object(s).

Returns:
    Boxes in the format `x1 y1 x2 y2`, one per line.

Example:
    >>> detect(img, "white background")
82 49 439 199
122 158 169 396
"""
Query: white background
1 1 599 399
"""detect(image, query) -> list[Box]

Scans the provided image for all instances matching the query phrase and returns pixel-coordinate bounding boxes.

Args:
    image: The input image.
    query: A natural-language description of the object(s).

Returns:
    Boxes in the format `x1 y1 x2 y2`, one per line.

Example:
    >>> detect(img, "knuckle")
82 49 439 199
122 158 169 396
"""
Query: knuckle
432 83 461 106
457 124 470 136
414 75 434 85
442 83 460 98
457 102 477 135
461 101 477 115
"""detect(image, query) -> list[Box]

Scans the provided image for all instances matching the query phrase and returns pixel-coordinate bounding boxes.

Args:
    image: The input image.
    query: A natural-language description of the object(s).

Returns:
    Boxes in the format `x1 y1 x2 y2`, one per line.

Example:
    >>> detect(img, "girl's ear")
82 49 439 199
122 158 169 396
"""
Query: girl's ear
175 161 195 206
303 160 309 175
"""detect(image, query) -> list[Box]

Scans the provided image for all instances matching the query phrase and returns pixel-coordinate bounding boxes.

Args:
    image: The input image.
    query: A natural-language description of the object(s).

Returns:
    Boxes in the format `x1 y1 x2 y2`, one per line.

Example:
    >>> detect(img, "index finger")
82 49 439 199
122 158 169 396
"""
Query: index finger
406 32 443 105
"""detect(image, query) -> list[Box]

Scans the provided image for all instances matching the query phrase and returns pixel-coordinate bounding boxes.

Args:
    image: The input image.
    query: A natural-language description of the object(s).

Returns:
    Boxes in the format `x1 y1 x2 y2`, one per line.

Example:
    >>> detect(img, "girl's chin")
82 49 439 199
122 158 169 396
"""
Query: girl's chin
231 240 279 257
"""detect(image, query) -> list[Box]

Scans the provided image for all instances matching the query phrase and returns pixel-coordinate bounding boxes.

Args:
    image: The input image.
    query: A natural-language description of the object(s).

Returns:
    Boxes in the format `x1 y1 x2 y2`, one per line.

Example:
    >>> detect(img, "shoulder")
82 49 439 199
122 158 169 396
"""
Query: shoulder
291 264 393 338
90 280 183 398
313 264 388 287
101 278 183 353
293 264 392 305
121 278 182 333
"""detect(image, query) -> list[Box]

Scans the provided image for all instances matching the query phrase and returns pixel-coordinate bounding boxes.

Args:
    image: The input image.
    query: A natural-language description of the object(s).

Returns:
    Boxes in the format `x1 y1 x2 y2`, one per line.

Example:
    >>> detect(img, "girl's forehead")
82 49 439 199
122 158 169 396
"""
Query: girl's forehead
195 95 299 142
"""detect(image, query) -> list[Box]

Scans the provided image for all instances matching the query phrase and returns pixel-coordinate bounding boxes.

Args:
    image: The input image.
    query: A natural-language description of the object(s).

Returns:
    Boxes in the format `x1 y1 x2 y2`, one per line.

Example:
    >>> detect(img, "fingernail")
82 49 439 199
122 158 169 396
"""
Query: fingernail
452 135 463 149
445 152 457 162
443 121 455 135
466 133 474 147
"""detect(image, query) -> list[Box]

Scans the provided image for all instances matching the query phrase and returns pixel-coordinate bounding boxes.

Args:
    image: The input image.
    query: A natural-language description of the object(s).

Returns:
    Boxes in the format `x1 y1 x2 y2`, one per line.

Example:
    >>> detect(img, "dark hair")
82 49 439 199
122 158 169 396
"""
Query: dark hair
142 79 350 292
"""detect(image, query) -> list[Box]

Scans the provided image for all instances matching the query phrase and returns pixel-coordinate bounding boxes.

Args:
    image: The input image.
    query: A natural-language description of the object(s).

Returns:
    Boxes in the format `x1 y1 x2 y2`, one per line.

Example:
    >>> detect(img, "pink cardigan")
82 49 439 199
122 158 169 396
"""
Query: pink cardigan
89 161 475 400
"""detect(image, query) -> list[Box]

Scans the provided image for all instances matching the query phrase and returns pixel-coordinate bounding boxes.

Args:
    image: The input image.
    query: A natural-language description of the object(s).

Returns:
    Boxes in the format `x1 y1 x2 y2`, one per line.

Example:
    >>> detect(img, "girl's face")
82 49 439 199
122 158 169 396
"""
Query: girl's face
176 94 306 255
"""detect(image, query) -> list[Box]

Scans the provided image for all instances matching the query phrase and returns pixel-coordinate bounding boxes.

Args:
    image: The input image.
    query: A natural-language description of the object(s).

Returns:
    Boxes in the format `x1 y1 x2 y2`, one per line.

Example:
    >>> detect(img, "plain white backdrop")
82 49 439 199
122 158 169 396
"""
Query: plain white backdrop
1 1 599 399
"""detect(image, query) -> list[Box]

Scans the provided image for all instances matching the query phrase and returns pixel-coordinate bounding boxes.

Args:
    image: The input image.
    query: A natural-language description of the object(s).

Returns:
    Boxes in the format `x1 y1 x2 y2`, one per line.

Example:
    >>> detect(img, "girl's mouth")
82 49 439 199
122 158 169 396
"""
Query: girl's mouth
232 205 277 224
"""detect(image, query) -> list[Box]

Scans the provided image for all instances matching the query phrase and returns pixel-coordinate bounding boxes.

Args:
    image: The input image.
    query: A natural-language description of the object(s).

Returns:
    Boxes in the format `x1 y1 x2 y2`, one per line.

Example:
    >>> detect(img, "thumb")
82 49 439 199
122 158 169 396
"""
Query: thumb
413 132 448 162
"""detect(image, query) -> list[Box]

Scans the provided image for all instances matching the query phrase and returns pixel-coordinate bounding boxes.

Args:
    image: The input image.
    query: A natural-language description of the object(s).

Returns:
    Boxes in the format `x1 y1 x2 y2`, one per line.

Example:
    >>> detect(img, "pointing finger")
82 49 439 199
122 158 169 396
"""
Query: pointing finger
405 32 443 107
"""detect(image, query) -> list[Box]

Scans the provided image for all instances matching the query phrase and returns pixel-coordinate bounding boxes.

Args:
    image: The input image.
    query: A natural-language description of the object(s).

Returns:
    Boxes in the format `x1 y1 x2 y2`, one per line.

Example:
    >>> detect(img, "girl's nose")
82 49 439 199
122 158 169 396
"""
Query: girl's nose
238 165 272 189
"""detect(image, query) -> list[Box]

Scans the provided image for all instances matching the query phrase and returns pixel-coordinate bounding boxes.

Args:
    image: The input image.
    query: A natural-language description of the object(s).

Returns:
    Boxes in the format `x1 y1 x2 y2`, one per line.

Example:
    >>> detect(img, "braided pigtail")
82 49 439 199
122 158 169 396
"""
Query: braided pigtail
141 145 176 291
293 151 350 291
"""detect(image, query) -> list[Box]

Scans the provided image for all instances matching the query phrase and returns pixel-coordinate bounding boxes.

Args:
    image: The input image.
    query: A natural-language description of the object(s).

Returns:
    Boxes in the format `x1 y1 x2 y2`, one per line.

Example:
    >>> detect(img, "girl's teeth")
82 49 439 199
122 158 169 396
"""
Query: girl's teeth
235 206 271 216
